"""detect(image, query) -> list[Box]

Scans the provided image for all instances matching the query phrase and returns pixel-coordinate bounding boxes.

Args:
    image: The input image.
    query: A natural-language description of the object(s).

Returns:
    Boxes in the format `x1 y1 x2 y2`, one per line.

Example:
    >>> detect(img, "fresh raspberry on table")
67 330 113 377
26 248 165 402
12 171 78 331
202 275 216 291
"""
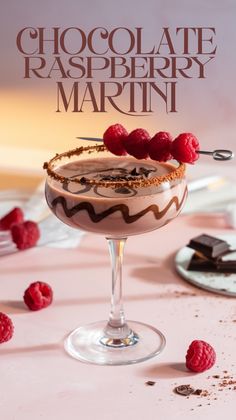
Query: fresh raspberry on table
123 128 151 159
11 221 40 250
0 312 14 344
148 132 173 162
186 340 216 372
24 281 53 311
103 124 128 156
171 133 199 164
0 207 24 230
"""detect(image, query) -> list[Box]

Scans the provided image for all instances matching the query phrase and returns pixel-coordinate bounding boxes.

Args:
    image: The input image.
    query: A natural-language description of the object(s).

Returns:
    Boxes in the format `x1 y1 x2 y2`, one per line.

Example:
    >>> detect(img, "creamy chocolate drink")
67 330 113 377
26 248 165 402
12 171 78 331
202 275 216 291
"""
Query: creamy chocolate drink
44 144 187 366
45 148 187 237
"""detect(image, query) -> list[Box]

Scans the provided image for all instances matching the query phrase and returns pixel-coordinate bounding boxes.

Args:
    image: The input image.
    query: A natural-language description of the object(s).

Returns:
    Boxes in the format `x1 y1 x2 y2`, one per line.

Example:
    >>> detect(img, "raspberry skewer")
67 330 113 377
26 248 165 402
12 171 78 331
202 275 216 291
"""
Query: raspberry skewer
77 125 234 163
78 135 233 162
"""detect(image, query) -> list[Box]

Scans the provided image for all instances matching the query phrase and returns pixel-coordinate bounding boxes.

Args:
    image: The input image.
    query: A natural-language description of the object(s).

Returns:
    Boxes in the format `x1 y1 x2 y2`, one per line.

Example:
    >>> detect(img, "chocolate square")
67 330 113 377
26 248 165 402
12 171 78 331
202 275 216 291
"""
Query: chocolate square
188 253 236 273
187 234 230 259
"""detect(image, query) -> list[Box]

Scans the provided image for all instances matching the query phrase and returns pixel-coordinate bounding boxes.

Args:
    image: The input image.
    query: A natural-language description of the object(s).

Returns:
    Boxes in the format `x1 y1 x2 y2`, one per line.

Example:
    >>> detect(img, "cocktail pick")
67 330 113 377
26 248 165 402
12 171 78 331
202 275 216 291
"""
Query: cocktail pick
77 137 234 161
198 149 234 161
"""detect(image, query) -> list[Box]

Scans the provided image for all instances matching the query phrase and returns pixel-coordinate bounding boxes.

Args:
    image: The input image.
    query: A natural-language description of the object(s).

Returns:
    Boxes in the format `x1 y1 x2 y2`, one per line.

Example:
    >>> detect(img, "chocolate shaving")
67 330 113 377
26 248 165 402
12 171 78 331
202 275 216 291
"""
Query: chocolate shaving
192 389 202 395
130 167 139 176
100 175 138 182
139 167 155 177
145 381 156 386
174 385 195 396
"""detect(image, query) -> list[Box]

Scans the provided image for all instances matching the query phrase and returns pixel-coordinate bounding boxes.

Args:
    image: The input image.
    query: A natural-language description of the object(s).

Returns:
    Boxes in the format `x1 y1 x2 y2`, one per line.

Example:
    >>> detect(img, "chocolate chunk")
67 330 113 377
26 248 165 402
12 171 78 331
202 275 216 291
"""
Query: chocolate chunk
139 167 154 178
187 234 230 259
192 389 202 395
187 253 236 273
145 381 156 386
174 385 195 396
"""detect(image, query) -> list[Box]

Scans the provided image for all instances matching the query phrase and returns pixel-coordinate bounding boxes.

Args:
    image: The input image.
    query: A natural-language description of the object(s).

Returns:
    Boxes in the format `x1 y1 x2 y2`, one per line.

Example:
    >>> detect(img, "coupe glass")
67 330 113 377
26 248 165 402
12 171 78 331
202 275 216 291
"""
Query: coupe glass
44 144 187 365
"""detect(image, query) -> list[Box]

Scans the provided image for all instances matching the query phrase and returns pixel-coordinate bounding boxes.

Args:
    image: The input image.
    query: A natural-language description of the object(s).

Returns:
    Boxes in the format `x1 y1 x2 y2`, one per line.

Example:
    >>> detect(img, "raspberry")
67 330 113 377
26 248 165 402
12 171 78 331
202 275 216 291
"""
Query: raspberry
0 312 14 343
24 281 53 311
148 132 173 162
103 124 128 156
186 340 216 373
11 221 40 250
0 207 24 230
171 133 199 163
123 128 151 159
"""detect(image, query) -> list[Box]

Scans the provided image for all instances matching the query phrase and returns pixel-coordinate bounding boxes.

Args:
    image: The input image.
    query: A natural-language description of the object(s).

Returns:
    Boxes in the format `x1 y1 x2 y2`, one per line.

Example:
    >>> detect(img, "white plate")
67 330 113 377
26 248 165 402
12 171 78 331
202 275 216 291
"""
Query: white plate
175 235 236 297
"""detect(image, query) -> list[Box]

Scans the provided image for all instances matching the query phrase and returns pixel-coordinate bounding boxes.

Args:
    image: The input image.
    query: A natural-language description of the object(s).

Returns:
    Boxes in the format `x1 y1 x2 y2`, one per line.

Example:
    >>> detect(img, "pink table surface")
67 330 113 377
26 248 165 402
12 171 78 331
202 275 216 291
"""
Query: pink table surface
0 213 236 420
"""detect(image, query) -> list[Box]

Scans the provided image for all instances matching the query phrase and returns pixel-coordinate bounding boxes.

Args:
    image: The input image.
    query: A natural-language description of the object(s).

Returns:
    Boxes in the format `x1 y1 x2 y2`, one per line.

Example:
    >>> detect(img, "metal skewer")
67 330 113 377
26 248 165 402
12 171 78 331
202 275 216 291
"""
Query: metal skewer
198 149 234 161
77 138 234 161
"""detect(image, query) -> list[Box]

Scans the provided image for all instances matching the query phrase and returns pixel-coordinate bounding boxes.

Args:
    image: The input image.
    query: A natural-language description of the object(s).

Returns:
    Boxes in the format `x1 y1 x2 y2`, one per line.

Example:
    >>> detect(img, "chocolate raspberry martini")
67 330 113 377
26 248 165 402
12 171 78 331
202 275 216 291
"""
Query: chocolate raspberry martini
44 136 187 365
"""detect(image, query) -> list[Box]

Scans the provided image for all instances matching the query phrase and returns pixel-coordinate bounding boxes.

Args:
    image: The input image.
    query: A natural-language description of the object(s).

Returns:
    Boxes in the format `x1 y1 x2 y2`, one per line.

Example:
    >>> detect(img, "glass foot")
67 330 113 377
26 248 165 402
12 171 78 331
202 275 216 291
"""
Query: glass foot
64 320 166 365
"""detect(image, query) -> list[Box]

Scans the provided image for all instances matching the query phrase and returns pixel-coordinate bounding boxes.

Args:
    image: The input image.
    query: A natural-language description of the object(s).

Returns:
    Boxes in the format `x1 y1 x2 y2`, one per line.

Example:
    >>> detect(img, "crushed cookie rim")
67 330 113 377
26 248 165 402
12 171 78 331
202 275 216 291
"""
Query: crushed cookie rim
43 144 186 188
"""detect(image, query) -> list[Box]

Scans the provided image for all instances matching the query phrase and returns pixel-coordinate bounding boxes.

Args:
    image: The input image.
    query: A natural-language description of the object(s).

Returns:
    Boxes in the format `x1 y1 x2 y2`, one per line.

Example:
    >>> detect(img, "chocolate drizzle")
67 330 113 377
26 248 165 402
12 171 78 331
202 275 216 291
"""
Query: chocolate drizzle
50 186 188 224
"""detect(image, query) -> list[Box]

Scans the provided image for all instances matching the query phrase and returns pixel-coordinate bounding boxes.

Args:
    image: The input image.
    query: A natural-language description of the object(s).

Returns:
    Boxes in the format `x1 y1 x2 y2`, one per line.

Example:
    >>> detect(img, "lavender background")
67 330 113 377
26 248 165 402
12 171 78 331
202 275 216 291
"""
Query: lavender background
0 0 235 172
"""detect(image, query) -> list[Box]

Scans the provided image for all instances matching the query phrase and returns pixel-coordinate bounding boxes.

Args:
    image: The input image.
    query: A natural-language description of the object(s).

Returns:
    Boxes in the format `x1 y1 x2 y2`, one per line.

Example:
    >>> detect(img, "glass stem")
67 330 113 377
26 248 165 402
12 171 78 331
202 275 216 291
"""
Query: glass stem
106 237 127 329
101 237 139 347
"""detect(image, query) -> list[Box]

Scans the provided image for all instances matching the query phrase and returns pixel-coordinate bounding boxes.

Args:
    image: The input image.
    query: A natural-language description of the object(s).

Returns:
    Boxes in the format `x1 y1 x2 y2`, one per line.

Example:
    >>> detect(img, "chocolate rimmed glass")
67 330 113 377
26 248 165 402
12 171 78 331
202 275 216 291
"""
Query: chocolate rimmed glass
44 145 187 365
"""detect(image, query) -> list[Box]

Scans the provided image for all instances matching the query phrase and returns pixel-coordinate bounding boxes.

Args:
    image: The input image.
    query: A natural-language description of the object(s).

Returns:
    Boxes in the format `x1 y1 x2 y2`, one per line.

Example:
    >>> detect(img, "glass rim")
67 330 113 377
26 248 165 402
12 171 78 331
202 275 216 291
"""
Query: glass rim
43 144 186 188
